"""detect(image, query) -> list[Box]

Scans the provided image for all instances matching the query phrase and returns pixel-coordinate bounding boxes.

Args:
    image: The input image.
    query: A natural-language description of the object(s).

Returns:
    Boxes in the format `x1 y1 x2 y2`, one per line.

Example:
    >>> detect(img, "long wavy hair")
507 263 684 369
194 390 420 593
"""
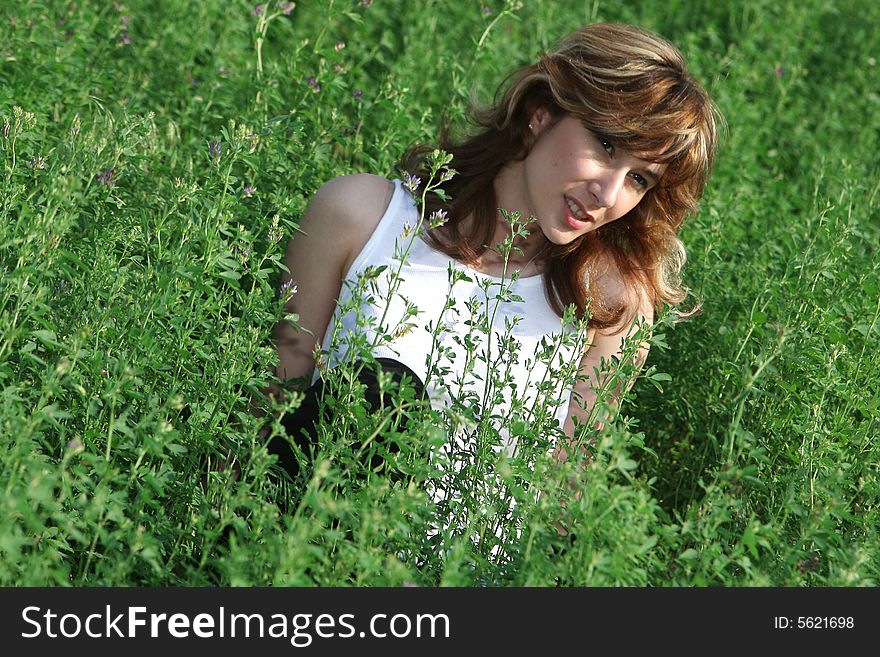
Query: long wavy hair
400 23 721 331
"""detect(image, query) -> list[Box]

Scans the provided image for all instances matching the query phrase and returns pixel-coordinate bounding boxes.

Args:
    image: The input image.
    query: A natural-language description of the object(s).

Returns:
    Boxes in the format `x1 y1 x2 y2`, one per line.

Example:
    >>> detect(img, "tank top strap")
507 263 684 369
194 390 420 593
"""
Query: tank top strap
345 179 419 278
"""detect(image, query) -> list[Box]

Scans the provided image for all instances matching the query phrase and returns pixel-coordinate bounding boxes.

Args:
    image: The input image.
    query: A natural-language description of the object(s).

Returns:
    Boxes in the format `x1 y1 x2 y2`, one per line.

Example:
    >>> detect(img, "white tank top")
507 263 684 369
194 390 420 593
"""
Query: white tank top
315 178 583 442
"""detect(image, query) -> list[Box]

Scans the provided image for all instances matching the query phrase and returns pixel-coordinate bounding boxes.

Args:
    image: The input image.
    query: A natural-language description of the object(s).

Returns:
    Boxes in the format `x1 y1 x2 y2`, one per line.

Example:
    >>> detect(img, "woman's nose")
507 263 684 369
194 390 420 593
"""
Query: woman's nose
589 169 626 208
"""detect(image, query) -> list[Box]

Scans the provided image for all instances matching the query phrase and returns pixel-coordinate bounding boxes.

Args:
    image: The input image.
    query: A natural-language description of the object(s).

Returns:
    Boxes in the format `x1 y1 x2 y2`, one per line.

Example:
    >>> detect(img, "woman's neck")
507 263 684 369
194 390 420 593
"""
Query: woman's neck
473 217 546 275
474 162 547 274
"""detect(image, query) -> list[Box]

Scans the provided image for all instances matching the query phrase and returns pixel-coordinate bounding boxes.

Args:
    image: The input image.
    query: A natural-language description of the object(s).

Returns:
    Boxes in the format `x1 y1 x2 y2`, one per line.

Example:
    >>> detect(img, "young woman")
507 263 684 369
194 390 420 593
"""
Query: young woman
262 23 720 498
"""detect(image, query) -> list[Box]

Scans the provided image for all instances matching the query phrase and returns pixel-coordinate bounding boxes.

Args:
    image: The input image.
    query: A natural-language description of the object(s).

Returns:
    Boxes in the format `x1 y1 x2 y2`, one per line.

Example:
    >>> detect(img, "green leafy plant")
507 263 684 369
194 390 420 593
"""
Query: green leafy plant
1 0 877 586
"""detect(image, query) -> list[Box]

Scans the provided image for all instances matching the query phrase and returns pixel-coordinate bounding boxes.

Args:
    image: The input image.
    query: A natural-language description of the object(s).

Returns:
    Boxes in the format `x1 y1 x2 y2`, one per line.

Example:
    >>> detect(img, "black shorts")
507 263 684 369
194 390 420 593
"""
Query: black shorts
266 358 426 485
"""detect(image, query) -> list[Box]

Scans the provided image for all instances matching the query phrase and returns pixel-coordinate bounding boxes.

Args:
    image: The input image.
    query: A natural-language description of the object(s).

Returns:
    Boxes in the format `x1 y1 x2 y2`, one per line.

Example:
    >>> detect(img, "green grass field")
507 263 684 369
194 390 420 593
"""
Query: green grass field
2 0 878 586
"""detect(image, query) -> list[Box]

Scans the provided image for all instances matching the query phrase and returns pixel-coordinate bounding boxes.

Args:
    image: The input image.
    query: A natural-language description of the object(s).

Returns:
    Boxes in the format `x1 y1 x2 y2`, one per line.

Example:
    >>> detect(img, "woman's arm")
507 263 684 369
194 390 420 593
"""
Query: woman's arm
259 174 395 410
546 268 653 534
557 269 654 464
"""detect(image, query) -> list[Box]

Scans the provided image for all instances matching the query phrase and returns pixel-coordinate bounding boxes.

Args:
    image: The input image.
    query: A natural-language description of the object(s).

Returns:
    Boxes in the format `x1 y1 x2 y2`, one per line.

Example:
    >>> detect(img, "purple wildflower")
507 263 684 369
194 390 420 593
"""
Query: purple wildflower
428 209 448 228
96 167 117 185
31 155 47 170
359 0 373 7
333 61 345 74
277 1 295 15
334 40 346 52
403 172 421 193
120 15 131 28
66 439 83 451
280 278 298 301
481 4 493 16
118 31 131 46
251 4 264 16
208 139 221 160
243 185 255 197
307 76 321 92
353 90 363 99
233 243 252 273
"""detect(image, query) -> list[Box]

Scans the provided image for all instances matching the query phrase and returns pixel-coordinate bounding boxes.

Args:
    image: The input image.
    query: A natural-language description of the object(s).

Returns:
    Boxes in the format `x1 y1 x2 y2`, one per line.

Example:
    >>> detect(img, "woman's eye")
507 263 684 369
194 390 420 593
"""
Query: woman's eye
596 134 614 156
630 172 648 189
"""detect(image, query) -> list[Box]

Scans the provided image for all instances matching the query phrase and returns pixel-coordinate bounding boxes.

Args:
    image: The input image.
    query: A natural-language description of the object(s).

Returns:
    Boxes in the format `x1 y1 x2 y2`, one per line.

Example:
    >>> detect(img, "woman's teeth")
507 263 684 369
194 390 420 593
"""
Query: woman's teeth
566 197 587 220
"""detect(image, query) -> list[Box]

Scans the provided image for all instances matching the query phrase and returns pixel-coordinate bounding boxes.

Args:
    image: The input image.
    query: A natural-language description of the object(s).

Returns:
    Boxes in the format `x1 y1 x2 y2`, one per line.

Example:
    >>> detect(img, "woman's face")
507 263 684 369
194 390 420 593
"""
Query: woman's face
513 111 665 245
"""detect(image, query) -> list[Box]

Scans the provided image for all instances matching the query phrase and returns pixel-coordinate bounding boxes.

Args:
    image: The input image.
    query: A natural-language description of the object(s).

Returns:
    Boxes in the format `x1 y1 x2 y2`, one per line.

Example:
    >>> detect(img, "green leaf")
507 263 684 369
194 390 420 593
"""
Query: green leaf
32 329 62 348
678 549 699 561
638 534 659 553
742 524 759 559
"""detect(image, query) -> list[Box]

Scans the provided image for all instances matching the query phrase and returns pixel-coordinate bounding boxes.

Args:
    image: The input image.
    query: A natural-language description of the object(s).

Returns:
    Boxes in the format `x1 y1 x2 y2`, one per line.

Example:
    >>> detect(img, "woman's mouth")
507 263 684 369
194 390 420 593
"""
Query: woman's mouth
564 196 595 229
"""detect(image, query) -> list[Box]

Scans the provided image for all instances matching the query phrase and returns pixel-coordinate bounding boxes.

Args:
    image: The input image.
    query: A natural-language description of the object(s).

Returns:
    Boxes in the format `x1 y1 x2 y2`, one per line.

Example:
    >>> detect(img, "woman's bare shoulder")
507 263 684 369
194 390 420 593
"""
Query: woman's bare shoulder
309 173 394 229
301 174 395 275
591 254 654 331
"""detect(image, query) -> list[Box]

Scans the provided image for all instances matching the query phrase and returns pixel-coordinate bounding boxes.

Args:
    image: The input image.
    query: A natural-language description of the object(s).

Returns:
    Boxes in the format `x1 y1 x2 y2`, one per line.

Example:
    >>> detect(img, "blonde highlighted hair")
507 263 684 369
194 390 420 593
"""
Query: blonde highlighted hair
401 23 722 330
